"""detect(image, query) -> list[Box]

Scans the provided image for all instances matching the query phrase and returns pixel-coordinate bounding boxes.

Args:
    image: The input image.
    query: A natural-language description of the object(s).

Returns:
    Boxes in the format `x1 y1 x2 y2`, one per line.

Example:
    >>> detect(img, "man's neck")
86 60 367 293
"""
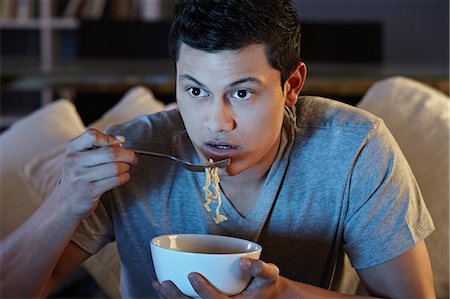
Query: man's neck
218 133 282 216
220 174 266 217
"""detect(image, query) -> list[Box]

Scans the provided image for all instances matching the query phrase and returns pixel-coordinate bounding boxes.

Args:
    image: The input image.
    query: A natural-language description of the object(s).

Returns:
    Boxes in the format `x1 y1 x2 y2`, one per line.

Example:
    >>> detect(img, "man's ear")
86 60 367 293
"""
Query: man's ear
284 62 307 107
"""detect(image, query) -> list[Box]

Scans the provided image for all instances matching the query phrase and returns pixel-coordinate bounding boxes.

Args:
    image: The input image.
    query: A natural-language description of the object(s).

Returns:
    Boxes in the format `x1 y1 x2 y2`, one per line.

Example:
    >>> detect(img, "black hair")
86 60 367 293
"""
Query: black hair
169 0 302 85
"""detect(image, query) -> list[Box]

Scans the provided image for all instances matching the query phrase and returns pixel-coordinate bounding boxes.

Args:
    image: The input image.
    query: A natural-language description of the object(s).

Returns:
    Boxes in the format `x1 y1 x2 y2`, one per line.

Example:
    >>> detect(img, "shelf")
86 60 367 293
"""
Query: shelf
0 18 80 30
1 57 40 76
3 59 448 100
41 18 80 29
0 19 40 29
3 58 175 96
303 62 449 97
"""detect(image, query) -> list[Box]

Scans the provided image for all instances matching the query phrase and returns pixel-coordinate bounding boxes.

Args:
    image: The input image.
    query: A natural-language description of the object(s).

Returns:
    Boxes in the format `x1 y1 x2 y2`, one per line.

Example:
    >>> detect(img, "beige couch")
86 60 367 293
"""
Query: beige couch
357 76 449 298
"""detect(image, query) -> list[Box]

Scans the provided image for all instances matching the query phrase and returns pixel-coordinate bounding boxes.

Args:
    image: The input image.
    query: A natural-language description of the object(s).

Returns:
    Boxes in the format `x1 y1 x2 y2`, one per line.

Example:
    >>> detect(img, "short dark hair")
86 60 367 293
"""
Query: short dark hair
169 0 302 85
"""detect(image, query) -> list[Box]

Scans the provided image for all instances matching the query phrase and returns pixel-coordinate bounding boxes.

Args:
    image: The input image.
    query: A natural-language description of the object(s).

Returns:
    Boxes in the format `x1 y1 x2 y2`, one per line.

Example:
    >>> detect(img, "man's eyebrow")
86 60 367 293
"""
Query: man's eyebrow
179 74 263 89
179 74 207 88
229 77 263 87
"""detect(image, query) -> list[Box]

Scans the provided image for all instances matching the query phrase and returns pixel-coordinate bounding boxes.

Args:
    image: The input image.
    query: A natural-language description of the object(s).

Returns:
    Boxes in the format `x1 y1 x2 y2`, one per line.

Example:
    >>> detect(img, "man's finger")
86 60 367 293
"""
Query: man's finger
241 257 279 282
67 129 123 152
75 173 129 200
188 272 228 299
152 280 190 299
80 162 132 182
70 146 138 167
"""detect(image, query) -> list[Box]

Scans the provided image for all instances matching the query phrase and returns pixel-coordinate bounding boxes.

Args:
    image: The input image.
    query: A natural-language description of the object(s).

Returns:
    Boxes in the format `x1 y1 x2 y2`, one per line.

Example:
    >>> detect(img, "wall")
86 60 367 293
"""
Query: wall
294 0 449 69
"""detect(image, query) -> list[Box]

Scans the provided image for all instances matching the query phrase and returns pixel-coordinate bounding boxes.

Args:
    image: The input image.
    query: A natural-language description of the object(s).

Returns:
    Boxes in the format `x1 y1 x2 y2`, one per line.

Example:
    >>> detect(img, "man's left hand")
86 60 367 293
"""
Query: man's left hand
152 257 285 298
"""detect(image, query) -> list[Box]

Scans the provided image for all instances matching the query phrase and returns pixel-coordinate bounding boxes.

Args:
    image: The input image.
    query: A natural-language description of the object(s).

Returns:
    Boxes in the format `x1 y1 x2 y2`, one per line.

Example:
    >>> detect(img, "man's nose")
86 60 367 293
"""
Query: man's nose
206 98 236 133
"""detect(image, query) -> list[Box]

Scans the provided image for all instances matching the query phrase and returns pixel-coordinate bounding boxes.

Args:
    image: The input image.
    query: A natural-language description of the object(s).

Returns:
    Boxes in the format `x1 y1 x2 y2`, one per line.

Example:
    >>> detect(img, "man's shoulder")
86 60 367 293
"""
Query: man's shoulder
296 96 382 132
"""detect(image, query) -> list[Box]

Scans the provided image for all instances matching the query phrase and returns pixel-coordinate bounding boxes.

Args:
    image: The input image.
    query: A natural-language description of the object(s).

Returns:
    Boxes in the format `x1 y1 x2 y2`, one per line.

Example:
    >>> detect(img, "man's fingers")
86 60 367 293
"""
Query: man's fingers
241 257 279 282
188 272 228 299
80 162 131 182
68 146 138 167
152 280 190 299
67 129 123 152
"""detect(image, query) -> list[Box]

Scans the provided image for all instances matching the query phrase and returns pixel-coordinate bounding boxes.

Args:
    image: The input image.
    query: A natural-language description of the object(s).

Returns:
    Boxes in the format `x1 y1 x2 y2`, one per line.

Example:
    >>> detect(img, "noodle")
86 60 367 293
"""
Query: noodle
203 159 228 224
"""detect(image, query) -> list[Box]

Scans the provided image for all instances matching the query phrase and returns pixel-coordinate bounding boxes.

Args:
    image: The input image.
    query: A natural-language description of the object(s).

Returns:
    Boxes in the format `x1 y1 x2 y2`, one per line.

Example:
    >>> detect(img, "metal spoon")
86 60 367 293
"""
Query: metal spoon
134 149 231 172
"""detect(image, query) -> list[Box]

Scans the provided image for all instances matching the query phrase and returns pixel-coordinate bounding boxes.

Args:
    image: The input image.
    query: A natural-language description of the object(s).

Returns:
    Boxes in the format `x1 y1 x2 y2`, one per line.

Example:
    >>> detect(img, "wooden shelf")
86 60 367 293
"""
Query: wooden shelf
0 18 79 29
41 18 80 29
3 58 175 96
0 19 40 29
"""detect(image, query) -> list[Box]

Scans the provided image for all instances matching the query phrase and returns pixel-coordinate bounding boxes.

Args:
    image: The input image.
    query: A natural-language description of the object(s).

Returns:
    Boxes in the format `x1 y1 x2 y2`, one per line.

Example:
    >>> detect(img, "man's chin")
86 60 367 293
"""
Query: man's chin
218 162 244 177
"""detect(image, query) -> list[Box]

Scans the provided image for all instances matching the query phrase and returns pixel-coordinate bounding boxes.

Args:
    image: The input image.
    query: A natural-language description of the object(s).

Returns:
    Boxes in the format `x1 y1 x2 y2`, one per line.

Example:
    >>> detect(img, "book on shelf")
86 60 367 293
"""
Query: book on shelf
63 0 83 18
1 0 166 22
63 0 108 20
60 0 163 21
16 0 34 20
81 0 107 20
140 0 162 22
0 0 16 20
108 0 132 21
0 0 36 20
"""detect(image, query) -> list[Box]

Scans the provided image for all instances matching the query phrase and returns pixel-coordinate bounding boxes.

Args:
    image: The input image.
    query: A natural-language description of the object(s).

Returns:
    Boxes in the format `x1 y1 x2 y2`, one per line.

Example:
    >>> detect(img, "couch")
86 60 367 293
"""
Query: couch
357 76 449 298
1 77 448 298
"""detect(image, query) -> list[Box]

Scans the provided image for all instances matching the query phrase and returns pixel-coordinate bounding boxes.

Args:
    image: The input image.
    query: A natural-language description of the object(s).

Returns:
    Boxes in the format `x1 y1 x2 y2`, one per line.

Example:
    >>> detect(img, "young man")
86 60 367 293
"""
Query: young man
0 0 436 298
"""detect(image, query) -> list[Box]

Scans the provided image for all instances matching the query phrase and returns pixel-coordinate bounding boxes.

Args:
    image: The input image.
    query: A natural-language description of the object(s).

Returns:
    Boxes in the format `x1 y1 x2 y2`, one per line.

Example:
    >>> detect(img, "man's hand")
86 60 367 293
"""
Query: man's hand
152 257 285 299
55 129 138 219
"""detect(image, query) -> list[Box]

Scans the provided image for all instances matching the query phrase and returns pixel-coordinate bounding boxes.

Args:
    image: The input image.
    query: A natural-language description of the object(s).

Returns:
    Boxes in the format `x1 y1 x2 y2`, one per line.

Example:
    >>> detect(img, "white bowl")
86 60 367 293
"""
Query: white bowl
150 234 262 297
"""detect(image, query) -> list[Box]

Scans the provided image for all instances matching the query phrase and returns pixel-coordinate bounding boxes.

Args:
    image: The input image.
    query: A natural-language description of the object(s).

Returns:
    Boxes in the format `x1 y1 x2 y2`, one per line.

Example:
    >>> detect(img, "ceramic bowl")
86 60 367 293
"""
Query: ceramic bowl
150 234 262 297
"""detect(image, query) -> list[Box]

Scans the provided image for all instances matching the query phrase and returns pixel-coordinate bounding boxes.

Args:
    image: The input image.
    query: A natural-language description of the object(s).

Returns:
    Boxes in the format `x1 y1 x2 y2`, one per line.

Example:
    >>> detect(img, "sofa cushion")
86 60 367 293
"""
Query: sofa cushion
358 76 449 298
0 99 85 238
89 85 165 132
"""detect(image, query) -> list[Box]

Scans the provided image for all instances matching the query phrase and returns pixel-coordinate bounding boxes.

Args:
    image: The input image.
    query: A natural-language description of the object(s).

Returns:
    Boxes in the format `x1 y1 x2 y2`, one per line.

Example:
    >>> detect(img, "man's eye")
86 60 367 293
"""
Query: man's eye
231 89 252 101
187 87 208 97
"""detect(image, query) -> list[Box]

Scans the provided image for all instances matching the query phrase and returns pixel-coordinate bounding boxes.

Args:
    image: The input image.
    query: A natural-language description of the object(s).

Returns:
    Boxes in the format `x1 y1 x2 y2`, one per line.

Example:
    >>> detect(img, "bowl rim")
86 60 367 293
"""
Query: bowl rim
150 233 262 255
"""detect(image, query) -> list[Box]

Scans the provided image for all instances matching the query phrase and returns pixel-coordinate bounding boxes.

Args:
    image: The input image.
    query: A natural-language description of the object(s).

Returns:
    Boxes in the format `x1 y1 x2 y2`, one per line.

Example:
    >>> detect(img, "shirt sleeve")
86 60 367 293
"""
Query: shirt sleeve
71 191 116 254
343 120 434 269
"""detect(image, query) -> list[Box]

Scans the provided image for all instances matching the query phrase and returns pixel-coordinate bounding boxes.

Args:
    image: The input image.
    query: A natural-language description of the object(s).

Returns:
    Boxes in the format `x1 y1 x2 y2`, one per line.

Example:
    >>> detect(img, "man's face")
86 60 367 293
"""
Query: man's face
176 43 291 177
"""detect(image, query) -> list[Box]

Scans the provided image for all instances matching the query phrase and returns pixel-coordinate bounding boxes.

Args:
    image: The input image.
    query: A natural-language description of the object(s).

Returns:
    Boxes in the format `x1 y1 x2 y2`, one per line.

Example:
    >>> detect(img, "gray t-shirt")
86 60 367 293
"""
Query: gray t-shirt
72 96 434 298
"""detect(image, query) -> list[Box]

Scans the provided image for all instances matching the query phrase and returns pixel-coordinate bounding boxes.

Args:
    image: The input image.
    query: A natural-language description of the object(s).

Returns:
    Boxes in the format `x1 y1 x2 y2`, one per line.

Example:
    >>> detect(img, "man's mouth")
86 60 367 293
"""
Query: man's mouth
204 142 239 157
208 144 236 150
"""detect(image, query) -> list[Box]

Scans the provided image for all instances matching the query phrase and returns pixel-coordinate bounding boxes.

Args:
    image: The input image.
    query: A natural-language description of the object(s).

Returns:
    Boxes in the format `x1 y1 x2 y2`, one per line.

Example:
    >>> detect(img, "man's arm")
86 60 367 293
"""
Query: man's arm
357 240 435 298
154 241 435 298
0 191 91 298
0 129 137 298
42 241 93 297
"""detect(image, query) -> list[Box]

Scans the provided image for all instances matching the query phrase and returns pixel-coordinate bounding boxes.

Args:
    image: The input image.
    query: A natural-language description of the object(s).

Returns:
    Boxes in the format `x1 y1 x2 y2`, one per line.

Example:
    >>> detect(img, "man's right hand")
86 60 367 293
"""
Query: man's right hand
56 128 138 219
